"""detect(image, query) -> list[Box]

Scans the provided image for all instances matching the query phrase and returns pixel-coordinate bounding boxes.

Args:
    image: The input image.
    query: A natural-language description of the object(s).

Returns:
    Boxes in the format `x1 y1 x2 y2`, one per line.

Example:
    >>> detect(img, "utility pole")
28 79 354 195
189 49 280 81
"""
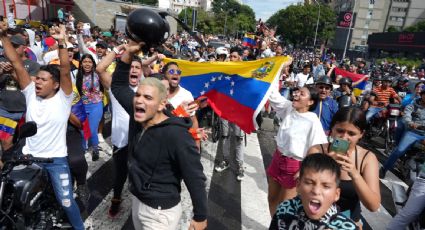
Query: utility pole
342 0 356 60
313 0 321 48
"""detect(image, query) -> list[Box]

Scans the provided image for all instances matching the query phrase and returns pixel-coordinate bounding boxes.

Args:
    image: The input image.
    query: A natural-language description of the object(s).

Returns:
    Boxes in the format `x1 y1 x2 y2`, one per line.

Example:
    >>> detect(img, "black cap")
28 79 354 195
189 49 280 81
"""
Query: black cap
10 35 25 46
95 41 108 49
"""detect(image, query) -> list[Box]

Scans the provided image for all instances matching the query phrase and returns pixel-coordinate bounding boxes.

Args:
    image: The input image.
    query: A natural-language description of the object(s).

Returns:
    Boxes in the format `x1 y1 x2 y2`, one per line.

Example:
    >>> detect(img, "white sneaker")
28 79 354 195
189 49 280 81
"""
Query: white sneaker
98 133 105 143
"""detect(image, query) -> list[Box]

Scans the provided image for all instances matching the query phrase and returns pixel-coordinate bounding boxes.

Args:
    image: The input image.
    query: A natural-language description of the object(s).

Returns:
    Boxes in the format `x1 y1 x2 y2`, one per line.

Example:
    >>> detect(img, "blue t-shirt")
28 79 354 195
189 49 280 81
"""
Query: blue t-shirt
314 97 339 133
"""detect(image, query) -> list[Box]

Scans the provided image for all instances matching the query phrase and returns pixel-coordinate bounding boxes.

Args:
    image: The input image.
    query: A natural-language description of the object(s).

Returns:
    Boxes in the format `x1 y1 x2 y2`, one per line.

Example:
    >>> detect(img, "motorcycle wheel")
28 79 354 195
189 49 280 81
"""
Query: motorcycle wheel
211 112 221 143
384 120 396 156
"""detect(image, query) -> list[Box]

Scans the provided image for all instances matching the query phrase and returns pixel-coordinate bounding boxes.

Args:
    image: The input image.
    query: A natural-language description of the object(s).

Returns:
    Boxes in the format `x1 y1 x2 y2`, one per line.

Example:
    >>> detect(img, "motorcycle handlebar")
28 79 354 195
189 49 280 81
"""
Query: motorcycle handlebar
5 155 53 165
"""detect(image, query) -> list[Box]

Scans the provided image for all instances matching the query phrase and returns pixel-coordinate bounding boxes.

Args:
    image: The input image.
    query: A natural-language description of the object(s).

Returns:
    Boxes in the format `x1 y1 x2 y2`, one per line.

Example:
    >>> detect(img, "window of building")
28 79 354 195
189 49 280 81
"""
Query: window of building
392 7 407 12
393 0 409 2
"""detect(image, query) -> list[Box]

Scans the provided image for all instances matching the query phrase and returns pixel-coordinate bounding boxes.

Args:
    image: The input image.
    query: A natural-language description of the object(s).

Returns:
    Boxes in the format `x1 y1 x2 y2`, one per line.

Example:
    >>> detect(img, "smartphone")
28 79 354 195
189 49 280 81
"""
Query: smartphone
330 138 350 154
191 97 208 106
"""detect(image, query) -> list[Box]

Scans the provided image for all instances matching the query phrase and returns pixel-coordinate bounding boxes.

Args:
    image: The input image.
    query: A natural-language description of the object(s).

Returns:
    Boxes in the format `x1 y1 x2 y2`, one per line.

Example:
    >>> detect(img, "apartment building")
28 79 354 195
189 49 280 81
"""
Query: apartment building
159 0 242 14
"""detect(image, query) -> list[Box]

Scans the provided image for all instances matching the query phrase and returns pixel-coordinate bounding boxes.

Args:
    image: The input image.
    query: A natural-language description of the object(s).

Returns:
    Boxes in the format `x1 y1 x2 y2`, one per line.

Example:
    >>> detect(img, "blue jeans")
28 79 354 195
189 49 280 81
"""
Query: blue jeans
366 106 384 122
38 157 84 230
83 102 103 150
382 130 425 173
386 176 425 229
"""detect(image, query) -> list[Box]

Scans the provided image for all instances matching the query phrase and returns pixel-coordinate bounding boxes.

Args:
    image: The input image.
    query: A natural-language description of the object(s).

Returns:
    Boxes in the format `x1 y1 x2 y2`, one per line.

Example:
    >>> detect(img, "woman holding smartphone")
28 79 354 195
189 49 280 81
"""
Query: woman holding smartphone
315 107 381 229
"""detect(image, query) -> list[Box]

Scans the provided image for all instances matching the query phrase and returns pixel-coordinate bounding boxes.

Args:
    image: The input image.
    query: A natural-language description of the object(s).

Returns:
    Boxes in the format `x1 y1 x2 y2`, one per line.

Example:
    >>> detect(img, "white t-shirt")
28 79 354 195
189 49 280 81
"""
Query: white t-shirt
22 82 73 158
269 89 327 160
109 87 136 148
295 72 314 88
43 50 59 65
168 86 195 116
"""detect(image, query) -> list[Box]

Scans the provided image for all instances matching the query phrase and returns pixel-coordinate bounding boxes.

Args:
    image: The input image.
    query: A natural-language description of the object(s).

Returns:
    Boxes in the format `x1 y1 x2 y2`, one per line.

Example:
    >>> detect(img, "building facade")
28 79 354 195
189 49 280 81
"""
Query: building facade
159 0 242 14
331 0 425 50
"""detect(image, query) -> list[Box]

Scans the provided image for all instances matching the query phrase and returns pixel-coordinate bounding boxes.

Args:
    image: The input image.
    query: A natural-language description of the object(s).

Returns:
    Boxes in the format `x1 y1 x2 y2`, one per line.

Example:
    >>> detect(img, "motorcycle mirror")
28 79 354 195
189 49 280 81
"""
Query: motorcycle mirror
15 122 37 143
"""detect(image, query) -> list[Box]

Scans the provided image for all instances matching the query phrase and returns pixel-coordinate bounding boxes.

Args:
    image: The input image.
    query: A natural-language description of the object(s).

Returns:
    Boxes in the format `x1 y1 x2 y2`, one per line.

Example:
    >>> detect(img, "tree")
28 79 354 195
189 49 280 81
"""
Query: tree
387 26 399 32
403 20 425 32
266 4 336 46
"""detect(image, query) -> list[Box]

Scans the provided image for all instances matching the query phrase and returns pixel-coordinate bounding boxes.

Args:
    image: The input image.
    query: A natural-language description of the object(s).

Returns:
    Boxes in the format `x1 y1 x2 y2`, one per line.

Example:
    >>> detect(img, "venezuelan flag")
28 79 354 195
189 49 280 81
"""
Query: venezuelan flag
71 85 91 140
164 56 292 133
242 33 257 48
0 116 18 140
334 68 369 97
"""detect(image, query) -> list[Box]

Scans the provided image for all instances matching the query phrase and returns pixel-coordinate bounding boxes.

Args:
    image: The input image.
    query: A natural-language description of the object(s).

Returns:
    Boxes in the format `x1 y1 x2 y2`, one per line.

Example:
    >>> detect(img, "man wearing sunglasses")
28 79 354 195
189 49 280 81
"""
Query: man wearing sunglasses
313 76 339 135
163 61 200 148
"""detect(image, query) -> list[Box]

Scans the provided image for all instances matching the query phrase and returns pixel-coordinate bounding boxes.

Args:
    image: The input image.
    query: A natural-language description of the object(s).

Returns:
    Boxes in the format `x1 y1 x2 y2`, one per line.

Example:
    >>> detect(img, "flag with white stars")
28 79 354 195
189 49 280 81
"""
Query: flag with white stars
163 56 292 133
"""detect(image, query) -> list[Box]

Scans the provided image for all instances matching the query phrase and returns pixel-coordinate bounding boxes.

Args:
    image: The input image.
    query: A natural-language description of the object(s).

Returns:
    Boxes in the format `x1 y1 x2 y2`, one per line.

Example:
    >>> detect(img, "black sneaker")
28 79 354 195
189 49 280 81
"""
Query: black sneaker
214 160 229 172
108 198 122 218
76 184 91 208
92 149 99 161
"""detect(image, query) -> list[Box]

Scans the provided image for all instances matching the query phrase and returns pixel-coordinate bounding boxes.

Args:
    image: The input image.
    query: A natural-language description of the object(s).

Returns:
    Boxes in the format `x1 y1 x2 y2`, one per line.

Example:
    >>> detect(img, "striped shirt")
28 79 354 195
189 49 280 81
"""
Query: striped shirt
373 86 397 106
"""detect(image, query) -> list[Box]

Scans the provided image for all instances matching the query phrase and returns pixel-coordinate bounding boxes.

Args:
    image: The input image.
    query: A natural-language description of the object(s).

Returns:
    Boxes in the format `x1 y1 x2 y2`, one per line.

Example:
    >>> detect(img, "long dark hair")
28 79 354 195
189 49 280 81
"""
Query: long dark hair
76 54 103 96
306 86 320 111
330 107 367 133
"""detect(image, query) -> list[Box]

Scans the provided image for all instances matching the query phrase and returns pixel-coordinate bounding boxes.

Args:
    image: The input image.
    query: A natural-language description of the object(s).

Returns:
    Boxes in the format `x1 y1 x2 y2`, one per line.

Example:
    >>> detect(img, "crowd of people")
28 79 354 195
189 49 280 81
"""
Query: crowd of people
0 7 424 230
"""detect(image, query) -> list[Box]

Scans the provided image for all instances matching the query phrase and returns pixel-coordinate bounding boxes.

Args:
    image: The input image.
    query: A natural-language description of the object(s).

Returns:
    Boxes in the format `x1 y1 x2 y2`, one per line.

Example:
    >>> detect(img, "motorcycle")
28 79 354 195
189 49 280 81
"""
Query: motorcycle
0 122 71 229
384 103 402 155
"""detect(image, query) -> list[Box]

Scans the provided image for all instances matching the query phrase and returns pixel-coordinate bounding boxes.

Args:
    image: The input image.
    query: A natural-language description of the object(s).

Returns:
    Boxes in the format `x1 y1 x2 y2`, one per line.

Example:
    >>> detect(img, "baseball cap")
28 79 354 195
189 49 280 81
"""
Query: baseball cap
10 35 26 46
95 41 108 49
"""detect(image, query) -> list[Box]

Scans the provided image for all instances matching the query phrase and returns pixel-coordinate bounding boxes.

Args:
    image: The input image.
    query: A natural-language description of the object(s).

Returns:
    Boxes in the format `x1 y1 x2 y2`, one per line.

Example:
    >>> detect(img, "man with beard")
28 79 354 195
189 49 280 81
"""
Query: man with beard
163 61 200 148
314 76 339 135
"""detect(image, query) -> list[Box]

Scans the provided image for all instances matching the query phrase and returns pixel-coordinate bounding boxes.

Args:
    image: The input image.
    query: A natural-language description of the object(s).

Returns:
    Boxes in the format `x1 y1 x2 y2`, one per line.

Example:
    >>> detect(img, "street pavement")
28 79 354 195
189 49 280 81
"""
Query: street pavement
79 117 408 230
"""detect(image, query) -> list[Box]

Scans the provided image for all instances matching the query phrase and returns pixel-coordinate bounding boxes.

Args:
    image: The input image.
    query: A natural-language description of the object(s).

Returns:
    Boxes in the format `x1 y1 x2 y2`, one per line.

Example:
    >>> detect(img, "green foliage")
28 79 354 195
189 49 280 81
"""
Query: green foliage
377 57 422 70
178 1 255 36
266 4 336 46
403 20 425 32
132 0 158 6
387 26 399 32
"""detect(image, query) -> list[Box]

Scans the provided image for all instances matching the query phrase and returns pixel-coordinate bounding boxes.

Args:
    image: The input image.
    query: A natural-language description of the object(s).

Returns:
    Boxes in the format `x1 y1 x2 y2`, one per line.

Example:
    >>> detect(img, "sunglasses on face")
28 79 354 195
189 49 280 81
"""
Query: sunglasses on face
168 69 182 75
318 85 331 90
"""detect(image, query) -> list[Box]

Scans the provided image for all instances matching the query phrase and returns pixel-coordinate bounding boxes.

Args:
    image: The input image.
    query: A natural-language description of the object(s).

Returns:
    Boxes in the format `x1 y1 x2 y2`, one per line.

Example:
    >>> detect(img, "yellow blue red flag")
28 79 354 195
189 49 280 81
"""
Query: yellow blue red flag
164 56 292 133
242 33 257 48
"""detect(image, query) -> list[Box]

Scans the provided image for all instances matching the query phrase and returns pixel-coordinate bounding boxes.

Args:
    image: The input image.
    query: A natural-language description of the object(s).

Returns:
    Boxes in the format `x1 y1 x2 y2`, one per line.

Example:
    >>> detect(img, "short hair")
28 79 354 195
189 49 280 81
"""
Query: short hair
40 64 60 83
149 73 166 81
139 77 167 101
299 154 341 185
162 61 178 74
230 46 242 56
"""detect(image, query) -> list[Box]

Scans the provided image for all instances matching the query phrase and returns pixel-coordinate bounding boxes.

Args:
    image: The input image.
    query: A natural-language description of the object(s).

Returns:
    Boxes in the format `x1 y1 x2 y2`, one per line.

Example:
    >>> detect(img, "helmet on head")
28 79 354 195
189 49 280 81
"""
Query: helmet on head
337 95 352 108
316 76 333 87
216 47 228 57
399 76 409 83
339 77 353 87
382 75 393 82
126 8 170 47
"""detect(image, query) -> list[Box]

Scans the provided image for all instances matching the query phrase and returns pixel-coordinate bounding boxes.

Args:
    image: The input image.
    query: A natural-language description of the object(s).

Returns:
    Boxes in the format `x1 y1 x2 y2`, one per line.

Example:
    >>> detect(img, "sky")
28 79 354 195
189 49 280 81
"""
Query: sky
243 0 303 21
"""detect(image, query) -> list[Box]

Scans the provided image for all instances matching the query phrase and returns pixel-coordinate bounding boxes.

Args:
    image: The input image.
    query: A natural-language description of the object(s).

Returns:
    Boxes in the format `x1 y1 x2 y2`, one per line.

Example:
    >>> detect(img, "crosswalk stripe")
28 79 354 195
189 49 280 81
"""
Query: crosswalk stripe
241 133 271 229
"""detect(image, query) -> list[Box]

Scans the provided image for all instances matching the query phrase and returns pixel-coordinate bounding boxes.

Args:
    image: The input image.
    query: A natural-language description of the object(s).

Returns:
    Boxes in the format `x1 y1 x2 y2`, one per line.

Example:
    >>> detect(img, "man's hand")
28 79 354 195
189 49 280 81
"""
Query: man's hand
51 25 67 41
0 21 8 36
0 62 13 73
409 122 418 130
188 219 207 230
124 40 145 54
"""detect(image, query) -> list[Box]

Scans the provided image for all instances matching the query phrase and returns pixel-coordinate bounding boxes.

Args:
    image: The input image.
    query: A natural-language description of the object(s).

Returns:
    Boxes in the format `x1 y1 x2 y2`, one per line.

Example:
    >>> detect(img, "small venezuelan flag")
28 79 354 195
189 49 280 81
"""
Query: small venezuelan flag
0 116 18 140
242 33 257 48
334 68 368 97
164 56 292 133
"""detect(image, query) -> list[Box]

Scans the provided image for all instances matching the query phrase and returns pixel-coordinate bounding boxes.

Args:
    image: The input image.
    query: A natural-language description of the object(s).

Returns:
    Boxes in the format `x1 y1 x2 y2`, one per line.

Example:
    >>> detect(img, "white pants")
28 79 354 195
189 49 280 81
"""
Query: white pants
132 195 182 230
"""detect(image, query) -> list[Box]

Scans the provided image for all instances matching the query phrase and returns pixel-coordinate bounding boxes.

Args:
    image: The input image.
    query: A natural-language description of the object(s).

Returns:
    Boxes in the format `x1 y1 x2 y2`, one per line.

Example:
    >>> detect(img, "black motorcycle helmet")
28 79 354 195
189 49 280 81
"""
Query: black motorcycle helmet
382 75 393 82
316 75 333 89
339 77 353 87
337 95 352 108
126 8 170 47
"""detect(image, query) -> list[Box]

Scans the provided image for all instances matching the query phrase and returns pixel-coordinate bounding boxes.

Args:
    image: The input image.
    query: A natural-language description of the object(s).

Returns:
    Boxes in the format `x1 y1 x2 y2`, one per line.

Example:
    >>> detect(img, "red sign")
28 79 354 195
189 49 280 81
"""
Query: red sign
337 12 355 28
398 33 414 43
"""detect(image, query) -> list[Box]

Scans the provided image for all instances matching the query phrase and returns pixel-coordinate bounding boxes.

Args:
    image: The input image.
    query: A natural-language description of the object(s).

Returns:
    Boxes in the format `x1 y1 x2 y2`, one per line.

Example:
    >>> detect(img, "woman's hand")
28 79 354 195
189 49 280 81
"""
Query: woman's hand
196 128 210 141
333 152 361 180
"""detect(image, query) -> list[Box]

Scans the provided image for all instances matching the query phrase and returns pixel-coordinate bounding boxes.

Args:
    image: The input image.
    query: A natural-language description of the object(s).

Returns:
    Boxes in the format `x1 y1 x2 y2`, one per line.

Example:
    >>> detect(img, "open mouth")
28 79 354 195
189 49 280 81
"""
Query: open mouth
308 200 321 214
35 86 42 93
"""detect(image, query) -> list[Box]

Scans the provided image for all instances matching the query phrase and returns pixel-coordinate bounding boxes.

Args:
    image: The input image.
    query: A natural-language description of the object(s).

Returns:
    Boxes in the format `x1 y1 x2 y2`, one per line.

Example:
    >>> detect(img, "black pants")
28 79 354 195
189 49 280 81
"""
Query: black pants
112 145 128 199
67 125 88 186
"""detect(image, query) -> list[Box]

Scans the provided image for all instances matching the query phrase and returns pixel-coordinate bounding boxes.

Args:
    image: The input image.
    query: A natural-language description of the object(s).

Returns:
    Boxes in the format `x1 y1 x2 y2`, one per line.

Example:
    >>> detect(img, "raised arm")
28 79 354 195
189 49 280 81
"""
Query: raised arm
51 25 72 95
96 45 125 89
0 21 31 89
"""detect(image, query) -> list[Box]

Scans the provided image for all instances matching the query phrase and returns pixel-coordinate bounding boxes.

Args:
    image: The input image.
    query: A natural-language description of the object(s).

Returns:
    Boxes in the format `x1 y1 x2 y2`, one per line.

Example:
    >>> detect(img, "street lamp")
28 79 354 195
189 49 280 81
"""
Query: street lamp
313 0 321 48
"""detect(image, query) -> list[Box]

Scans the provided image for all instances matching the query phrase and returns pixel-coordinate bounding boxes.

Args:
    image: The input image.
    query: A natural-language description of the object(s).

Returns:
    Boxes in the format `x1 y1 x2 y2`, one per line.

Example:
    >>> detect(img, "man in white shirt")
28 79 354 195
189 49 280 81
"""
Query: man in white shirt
0 23 84 229
295 64 314 88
